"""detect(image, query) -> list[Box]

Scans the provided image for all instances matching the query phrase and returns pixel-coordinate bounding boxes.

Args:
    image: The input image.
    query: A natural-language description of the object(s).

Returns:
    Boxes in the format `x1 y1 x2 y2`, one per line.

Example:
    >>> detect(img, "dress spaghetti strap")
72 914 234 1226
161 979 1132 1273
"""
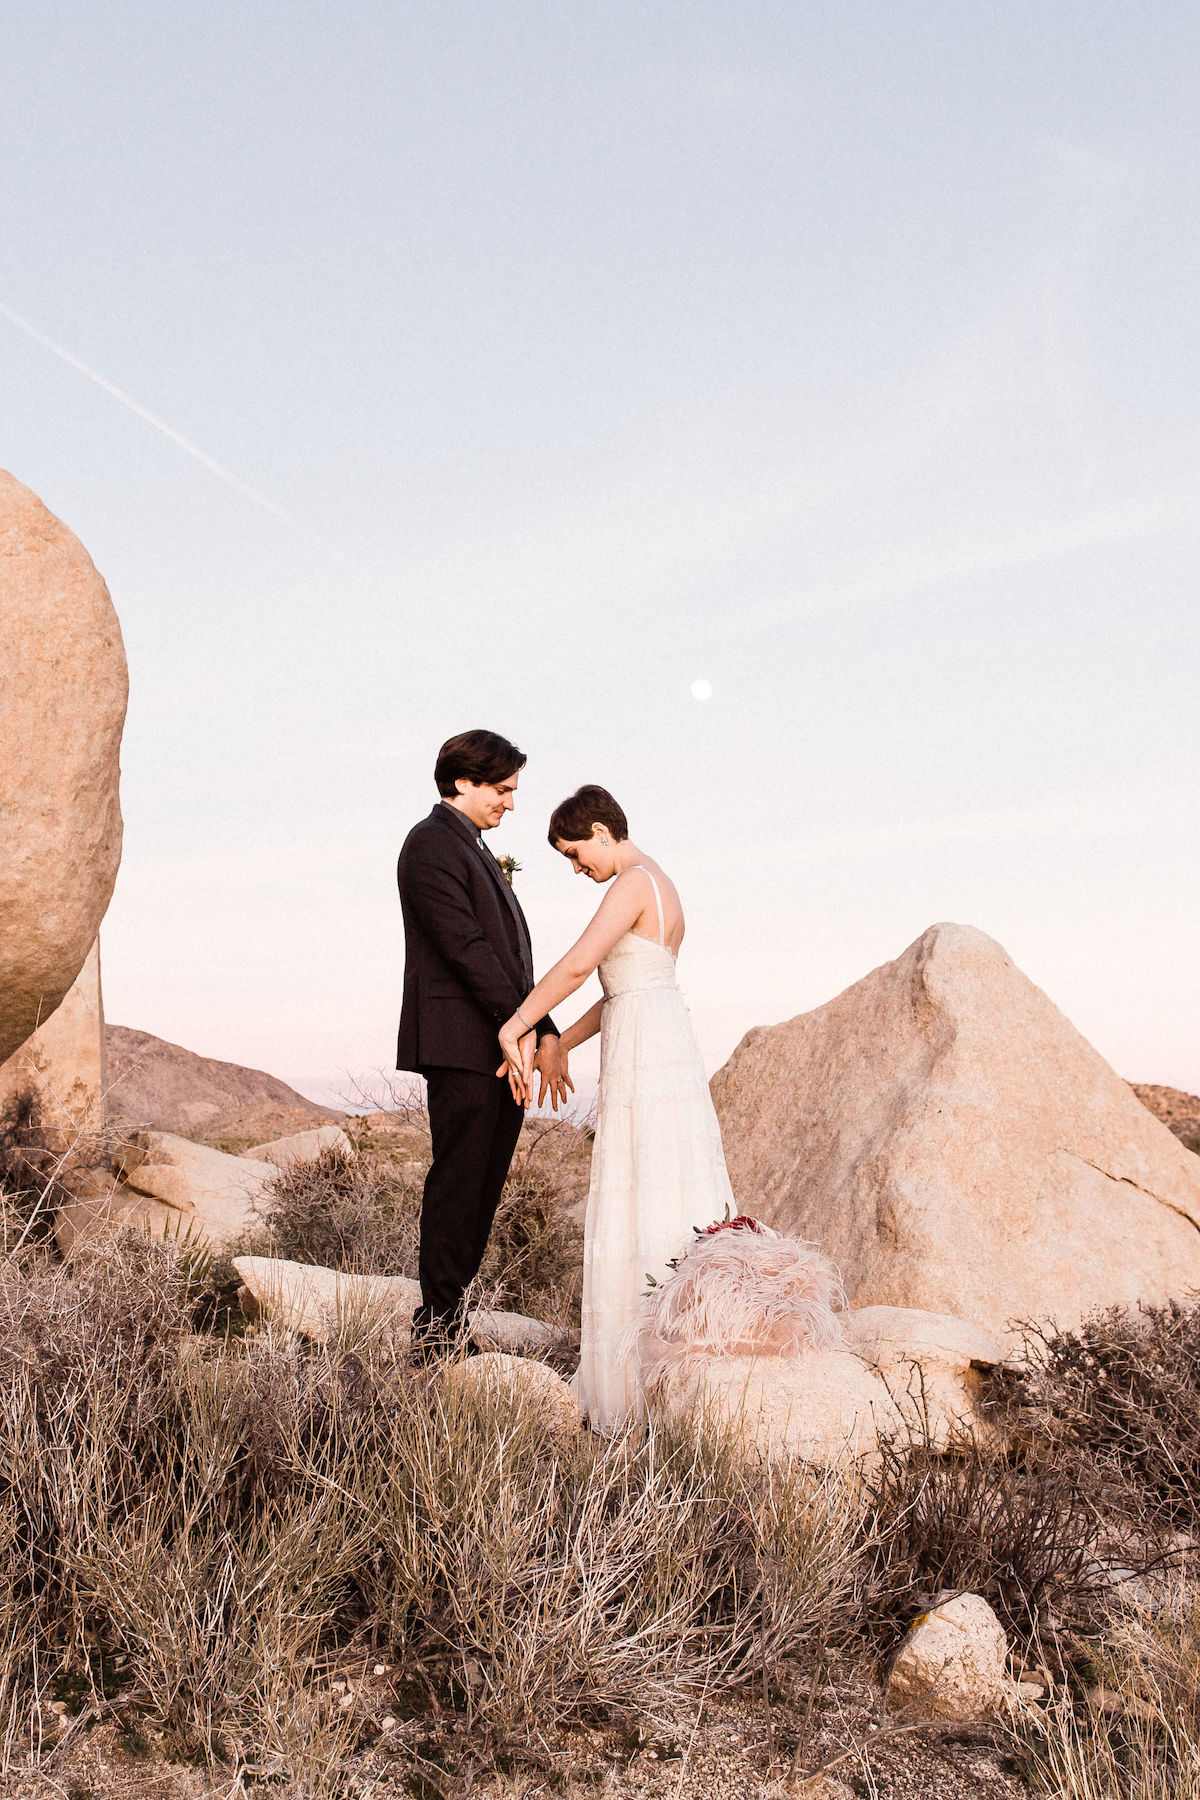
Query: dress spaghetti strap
633 865 666 946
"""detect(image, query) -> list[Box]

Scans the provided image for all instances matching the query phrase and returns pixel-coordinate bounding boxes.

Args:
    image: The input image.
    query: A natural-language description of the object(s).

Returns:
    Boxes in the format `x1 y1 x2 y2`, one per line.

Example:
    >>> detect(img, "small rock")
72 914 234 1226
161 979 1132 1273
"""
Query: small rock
886 1592 1013 1721
470 1305 556 1354
1090 1685 1160 1725
440 1353 579 1439
793 1778 855 1800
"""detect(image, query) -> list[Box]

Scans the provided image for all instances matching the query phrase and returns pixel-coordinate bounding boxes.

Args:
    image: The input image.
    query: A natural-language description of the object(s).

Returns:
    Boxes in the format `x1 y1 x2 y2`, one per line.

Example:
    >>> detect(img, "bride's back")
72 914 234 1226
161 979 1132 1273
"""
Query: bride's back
622 861 685 954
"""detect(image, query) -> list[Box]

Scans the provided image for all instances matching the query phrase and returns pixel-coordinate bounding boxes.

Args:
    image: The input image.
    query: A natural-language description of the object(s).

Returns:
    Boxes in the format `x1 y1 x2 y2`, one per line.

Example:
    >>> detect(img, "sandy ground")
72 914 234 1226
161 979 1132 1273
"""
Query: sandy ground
0 1666 1035 1800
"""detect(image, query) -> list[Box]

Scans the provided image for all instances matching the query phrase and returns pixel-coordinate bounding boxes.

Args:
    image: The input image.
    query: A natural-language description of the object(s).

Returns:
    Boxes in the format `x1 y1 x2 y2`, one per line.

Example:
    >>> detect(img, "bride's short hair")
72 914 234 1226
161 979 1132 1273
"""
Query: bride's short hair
548 785 629 846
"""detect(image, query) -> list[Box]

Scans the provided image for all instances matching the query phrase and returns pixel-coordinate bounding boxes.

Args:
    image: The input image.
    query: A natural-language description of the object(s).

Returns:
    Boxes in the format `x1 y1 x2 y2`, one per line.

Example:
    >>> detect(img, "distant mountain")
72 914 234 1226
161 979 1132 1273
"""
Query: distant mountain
104 1025 343 1147
1131 1083 1200 1156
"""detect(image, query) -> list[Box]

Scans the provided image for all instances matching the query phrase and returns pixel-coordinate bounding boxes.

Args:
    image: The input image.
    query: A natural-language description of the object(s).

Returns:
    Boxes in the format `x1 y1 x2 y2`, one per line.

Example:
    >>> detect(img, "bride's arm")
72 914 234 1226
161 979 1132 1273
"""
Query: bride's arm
560 999 603 1054
498 871 650 1077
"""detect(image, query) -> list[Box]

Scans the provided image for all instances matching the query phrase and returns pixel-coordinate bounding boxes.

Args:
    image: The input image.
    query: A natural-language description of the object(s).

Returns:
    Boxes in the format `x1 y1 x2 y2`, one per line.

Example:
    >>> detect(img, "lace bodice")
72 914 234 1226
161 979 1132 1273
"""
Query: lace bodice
599 932 678 998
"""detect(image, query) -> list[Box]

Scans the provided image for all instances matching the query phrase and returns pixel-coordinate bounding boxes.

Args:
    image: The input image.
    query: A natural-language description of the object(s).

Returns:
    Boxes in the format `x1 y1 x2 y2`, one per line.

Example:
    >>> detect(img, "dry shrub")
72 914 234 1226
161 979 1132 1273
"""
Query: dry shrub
360 1391 859 1734
477 1157 583 1324
1002 1299 1200 1537
0 1090 69 1251
860 1431 1102 1647
247 1111 584 1325
247 1145 423 1278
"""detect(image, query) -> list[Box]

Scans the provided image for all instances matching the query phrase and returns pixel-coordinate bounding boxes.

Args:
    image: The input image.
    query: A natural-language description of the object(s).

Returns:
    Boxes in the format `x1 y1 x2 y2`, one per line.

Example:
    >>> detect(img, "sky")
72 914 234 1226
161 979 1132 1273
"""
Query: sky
3 1 1198 1106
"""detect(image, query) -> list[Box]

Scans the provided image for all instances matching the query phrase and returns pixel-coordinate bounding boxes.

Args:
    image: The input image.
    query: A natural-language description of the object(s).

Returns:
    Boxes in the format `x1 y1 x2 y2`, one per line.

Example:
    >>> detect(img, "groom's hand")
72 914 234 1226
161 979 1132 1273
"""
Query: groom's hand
533 1035 574 1113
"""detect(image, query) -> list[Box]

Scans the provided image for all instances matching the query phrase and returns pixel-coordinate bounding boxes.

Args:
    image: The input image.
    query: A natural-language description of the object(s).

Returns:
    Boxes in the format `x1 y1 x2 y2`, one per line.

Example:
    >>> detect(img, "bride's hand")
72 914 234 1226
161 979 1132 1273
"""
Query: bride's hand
497 1016 535 1105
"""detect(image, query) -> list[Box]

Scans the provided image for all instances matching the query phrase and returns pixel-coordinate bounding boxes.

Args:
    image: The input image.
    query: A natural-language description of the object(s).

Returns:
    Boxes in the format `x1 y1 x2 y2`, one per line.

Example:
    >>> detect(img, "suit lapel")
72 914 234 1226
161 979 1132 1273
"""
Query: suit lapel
433 805 533 972
476 840 534 980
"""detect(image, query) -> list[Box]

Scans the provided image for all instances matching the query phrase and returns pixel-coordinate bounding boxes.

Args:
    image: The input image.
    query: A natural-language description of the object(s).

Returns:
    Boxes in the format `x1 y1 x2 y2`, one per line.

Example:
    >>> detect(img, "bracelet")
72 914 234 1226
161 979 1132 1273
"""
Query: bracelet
515 1007 534 1032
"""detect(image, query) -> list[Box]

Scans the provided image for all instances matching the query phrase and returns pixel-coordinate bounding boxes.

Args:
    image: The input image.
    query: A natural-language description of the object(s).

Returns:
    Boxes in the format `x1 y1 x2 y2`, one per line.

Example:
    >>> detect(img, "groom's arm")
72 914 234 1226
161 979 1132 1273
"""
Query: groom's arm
402 838 525 1025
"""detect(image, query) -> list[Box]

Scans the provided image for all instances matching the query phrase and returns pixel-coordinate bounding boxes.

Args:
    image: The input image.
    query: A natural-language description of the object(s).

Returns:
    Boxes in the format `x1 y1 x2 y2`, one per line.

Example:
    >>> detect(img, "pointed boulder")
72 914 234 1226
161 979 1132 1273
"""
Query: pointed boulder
710 924 1200 1344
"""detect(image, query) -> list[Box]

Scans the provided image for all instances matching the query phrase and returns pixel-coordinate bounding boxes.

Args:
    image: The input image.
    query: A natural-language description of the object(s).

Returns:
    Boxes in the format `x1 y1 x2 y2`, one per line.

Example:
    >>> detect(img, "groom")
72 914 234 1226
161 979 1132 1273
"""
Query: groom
397 729 565 1359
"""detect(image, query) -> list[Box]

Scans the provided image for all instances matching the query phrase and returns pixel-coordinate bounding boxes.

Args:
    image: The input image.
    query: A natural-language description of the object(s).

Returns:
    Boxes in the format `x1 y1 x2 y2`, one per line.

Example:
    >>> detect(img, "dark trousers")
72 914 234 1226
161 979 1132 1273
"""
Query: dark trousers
413 1066 524 1350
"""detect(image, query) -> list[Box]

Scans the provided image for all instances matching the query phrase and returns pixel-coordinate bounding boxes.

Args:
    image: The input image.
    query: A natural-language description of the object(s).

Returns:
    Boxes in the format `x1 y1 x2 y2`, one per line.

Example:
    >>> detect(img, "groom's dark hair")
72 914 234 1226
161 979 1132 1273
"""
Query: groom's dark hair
435 729 527 797
548 785 629 846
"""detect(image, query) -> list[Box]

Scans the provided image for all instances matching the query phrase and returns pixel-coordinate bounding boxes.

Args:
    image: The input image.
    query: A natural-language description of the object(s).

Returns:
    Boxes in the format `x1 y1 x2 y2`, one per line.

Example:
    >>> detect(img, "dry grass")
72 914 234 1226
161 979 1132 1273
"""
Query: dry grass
6 1096 1200 1794
0 1220 858 1785
1015 1580 1200 1798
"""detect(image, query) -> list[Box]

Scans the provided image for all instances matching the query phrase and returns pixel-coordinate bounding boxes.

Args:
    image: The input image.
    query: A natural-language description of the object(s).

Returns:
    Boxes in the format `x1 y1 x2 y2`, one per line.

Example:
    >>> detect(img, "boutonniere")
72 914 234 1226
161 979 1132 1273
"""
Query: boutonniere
495 854 521 886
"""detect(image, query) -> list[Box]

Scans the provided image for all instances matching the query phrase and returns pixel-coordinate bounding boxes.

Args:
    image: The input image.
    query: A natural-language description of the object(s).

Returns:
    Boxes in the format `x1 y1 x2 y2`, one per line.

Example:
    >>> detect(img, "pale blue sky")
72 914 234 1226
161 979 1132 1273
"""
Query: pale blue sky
3 2 1198 1101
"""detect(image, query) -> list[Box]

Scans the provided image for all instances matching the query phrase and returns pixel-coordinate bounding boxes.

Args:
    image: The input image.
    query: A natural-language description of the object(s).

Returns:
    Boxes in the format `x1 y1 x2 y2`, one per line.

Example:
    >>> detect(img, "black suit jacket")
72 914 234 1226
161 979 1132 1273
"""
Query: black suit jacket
396 803 557 1075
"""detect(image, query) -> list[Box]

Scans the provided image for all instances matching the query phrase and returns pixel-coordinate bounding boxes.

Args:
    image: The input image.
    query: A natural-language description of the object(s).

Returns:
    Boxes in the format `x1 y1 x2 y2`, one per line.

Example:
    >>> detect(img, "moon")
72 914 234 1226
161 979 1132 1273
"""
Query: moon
690 678 713 702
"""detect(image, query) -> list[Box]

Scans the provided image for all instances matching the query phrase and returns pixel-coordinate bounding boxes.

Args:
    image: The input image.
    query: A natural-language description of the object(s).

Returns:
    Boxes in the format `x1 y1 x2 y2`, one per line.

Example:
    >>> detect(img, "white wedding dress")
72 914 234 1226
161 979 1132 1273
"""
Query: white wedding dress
573 868 737 1433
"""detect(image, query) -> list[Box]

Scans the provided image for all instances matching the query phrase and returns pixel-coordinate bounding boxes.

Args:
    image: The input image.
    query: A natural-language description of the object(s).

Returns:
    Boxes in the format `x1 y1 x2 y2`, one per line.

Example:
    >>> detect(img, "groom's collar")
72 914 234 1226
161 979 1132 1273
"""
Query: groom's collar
436 799 482 842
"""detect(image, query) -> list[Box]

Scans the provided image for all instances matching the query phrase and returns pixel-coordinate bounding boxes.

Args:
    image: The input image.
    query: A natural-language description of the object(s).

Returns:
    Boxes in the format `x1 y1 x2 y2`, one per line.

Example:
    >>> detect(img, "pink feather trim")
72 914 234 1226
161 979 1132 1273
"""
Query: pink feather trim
624 1228 845 1398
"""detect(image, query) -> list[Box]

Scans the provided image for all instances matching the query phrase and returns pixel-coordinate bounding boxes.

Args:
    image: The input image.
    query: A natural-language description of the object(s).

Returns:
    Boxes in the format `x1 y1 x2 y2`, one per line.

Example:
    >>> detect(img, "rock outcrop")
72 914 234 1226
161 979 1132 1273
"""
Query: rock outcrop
1132 1083 1200 1156
712 924 1200 1344
0 472 127 1063
233 1255 557 1356
0 939 105 1139
655 1302 1002 1470
56 1131 277 1256
886 1593 1013 1720
104 1025 341 1142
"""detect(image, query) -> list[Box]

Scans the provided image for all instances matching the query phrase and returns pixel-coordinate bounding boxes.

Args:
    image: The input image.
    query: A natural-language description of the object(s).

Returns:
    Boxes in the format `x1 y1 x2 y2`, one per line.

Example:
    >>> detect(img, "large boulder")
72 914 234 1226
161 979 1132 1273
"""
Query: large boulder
0 472 127 1064
653 1303 1001 1469
712 925 1200 1345
235 1257 419 1348
659 1346 902 1470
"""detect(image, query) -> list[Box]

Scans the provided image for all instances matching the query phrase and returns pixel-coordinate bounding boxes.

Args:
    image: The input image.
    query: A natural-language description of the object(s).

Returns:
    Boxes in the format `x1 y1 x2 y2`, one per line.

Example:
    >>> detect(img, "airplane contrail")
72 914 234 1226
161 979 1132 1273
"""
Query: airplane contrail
0 298 351 562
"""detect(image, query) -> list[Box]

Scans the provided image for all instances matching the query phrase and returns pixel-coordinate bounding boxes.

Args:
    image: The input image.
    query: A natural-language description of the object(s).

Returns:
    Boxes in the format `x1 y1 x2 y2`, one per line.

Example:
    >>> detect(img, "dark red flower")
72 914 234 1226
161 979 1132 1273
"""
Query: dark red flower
700 1214 764 1236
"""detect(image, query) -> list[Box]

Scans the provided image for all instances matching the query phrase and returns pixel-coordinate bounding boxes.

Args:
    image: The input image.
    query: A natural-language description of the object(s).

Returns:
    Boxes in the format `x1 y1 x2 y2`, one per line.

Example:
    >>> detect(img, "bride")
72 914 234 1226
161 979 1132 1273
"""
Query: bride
498 784 737 1433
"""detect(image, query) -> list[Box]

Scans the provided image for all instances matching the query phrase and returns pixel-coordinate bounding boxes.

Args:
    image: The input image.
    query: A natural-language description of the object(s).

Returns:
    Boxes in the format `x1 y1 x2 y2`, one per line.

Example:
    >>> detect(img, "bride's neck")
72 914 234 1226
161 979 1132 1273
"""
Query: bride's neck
612 841 643 874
